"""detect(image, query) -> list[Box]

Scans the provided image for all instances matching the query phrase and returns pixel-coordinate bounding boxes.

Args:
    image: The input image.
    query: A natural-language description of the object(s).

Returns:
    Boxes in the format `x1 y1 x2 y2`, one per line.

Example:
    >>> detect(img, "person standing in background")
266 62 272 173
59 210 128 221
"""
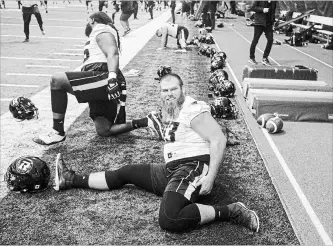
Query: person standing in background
170 0 176 23
248 1 278 66
133 0 139 19
120 0 134 36
21 0 45 42
147 1 154 20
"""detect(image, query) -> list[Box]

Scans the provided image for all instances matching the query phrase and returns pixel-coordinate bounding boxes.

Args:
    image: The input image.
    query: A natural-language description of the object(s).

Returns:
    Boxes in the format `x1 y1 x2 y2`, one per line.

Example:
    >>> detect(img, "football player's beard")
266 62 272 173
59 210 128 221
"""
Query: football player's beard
85 23 93 37
161 93 185 122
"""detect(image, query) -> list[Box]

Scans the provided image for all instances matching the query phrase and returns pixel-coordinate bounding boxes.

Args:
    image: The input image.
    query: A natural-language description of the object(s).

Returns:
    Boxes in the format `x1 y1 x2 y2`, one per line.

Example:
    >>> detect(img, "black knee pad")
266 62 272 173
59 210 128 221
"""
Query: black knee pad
158 192 200 232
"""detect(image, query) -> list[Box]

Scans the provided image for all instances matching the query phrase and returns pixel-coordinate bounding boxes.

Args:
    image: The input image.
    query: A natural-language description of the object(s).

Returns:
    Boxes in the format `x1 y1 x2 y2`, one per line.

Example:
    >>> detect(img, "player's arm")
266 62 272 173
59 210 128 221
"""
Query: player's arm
96 32 120 101
191 112 227 195
96 32 119 76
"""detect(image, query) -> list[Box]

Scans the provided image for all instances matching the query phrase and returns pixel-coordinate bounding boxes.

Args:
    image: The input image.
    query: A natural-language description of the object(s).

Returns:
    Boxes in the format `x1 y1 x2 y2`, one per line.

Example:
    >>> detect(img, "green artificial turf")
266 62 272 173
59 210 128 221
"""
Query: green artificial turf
0 17 299 245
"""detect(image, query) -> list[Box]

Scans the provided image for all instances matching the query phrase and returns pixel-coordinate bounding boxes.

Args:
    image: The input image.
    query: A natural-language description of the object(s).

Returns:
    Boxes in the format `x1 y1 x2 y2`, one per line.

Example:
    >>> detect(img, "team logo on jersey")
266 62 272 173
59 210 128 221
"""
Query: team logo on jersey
15 157 33 174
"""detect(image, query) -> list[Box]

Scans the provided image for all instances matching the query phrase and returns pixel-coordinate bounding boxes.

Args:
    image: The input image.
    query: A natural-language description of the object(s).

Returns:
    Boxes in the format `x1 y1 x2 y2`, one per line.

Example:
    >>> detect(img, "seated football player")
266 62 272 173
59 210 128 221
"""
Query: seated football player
55 73 260 233
33 12 162 145
155 22 189 52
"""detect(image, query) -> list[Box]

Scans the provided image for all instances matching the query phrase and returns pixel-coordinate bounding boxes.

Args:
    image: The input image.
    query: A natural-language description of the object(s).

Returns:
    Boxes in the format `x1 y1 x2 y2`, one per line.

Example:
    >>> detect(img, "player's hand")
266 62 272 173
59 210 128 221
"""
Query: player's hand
196 175 215 195
263 8 269 13
106 78 121 103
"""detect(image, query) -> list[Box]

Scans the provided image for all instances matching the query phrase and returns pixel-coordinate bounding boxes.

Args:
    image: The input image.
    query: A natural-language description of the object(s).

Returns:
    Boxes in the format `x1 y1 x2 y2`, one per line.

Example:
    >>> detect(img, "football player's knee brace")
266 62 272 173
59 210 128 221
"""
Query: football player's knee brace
158 192 201 232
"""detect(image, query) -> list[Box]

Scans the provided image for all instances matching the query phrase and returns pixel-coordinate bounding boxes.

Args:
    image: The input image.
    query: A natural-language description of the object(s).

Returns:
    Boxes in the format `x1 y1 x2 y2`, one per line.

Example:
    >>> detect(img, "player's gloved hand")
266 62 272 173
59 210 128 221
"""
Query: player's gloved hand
106 72 120 103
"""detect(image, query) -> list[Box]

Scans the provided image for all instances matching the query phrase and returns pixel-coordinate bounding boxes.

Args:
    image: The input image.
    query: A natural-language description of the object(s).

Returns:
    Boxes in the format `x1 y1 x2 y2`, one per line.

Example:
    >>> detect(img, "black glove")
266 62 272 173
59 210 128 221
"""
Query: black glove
106 78 121 103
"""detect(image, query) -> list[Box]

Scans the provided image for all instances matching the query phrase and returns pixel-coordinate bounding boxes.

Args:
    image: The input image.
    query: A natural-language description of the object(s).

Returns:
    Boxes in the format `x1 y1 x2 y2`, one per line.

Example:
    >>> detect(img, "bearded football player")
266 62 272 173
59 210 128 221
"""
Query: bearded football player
33 12 161 145
54 73 260 233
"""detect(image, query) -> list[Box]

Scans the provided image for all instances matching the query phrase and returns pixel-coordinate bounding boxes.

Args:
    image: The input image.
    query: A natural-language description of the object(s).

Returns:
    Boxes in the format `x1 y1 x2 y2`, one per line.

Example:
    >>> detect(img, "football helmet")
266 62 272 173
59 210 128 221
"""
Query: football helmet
210 97 237 119
214 80 236 98
198 45 208 56
9 96 38 121
211 56 226 72
205 47 212 57
209 69 229 85
4 156 51 193
199 35 207 43
156 65 172 80
211 51 227 61
210 48 217 57
205 35 215 44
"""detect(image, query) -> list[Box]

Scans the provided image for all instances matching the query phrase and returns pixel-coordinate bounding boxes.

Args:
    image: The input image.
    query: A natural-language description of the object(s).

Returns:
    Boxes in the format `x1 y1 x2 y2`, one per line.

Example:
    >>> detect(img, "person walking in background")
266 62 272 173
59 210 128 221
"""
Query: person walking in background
0 0 6 8
17 0 22 9
248 1 278 66
21 0 46 42
86 0 93 14
111 1 120 24
170 0 176 23
147 1 154 20
120 0 134 36
133 0 139 19
209 1 218 30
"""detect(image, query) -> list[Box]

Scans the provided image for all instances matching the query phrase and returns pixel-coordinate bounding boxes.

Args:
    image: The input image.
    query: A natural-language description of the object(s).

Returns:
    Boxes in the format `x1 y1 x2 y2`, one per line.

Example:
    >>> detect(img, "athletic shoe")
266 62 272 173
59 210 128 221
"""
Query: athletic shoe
227 202 260 232
33 129 66 145
41 30 46 35
54 153 75 191
262 58 271 66
23 38 29 42
147 111 164 140
248 58 257 65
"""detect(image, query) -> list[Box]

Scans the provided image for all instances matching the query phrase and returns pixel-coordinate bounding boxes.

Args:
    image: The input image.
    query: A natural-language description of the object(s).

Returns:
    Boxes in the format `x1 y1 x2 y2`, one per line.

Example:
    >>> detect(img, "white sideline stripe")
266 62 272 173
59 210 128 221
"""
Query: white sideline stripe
74 45 85 47
1 99 14 101
262 129 333 245
0 10 172 200
1 17 84 22
6 73 52 77
1 56 81 62
64 49 82 51
215 40 332 245
26 65 70 68
1 84 39 88
227 25 281 66
1 35 85 40
1 23 82 29
274 38 333 69
54 52 82 56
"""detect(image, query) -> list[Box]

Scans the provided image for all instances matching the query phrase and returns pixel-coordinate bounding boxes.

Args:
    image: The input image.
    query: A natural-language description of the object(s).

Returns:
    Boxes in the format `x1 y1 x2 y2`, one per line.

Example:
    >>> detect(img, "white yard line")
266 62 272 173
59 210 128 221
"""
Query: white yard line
54 52 82 56
64 49 82 51
215 38 332 246
1 23 82 29
73 45 85 47
26 65 70 68
1 35 85 40
1 84 39 88
6 73 52 77
1 56 81 62
0 98 14 101
0 17 83 22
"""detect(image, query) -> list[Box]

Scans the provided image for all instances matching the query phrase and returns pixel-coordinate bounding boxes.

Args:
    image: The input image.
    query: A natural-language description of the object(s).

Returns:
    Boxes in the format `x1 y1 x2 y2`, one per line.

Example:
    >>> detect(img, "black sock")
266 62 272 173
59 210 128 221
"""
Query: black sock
53 118 65 135
72 174 90 189
214 206 229 221
132 117 148 129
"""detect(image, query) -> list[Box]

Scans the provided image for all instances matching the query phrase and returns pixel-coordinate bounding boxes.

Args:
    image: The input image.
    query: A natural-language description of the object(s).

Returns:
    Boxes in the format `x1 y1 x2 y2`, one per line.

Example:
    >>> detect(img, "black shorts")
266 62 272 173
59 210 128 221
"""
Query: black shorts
65 65 125 122
150 155 210 203
176 26 189 45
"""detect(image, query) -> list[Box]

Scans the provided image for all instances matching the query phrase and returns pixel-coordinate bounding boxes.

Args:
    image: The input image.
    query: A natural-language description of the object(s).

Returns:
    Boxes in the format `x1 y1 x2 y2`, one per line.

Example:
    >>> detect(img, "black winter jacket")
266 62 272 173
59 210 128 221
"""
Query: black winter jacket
251 1 278 26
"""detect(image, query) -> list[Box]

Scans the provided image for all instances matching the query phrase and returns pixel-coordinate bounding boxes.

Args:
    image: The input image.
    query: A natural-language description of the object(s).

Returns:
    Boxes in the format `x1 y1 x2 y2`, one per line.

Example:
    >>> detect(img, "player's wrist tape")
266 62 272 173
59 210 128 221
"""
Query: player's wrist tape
108 72 117 79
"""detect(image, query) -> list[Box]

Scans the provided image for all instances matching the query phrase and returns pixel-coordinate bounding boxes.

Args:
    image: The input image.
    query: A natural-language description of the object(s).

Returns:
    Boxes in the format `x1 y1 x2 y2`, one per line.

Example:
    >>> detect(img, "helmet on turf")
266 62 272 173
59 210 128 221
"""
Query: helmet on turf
4 156 51 193
211 51 227 61
210 97 237 119
211 56 226 72
199 35 207 43
214 80 236 98
205 35 215 44
157 65 172 80
198 45 208 56
205 47 212 57
9 96 38 121
210 48 217 57
209 69 229 85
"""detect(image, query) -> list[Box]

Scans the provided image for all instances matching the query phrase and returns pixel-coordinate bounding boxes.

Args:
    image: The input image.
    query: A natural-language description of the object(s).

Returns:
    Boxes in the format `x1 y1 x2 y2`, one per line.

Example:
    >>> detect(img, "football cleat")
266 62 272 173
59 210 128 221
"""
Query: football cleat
147 111 164 140
4 156 50 193
54 153 75 191
9 96 38 121
227 202 260 232
262 58 271 66
33 129 66 145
